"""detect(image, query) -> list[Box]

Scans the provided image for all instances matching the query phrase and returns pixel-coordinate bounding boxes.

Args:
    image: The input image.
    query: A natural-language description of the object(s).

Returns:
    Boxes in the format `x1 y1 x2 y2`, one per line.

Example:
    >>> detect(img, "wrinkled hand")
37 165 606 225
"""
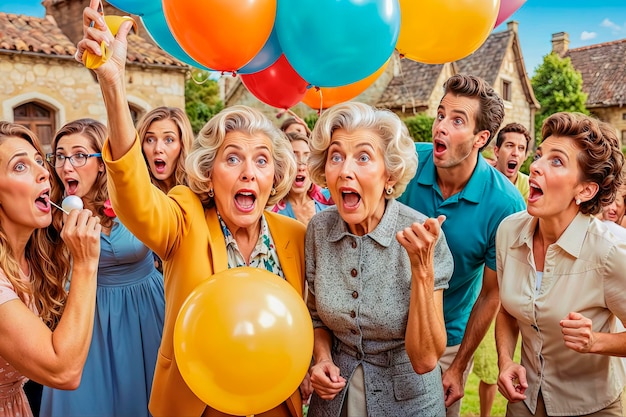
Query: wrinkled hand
442 365 465 408
560 312 596 353
309 359 346 401
60 209 101 264
397 215 445 272
299 372 313 405
75 0 134 85
497 361 527 402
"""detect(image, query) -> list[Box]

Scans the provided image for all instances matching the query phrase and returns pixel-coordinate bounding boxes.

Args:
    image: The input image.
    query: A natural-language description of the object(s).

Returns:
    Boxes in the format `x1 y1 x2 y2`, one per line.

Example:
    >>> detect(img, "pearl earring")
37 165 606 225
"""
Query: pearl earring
575 198 581 206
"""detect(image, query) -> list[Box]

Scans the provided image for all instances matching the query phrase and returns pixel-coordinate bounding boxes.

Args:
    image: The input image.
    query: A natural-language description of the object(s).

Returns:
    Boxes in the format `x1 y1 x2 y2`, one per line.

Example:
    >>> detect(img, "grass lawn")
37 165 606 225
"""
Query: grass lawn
461 372 508 417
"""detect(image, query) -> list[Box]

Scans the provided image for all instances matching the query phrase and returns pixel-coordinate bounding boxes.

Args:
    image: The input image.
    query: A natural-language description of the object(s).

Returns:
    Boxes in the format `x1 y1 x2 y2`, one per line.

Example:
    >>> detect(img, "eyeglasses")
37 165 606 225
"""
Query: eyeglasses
46 152 102 168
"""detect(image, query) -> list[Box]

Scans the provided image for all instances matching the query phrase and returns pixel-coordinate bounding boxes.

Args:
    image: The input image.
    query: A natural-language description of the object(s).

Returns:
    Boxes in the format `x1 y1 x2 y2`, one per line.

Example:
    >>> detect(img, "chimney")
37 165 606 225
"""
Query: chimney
42 0 156 47
507 20 518 33
551 32 570 56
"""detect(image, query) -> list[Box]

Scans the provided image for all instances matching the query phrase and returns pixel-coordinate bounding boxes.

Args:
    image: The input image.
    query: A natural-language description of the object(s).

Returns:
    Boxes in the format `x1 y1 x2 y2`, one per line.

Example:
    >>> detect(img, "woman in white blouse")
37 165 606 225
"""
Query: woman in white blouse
495 112 626 417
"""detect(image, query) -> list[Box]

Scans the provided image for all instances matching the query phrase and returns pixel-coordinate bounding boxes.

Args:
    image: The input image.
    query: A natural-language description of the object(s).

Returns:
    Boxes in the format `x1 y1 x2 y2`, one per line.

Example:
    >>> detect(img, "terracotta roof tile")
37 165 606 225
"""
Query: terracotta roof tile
565 39 626 107
376 57 444 109
0 13 75 55
378 29 513 109
456 29 512 85
0 11 186 68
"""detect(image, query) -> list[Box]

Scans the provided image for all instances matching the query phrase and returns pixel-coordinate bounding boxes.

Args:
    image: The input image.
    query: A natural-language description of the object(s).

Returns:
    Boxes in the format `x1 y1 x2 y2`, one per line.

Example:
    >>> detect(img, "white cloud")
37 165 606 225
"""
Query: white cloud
580 31 597 41
600 18 623 32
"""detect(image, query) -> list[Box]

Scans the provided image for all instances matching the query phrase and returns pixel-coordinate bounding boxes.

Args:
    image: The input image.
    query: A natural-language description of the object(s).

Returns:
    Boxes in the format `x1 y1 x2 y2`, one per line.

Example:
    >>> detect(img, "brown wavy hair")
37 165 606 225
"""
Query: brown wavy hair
0 122 71 329
49 119 113 230
137 107 193 193
442 74 505 152
541 112 624 215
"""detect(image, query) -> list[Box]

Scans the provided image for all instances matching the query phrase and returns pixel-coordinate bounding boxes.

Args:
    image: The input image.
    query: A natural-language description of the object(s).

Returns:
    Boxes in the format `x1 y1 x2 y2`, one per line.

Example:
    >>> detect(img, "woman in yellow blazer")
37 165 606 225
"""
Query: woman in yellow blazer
76 4 307 416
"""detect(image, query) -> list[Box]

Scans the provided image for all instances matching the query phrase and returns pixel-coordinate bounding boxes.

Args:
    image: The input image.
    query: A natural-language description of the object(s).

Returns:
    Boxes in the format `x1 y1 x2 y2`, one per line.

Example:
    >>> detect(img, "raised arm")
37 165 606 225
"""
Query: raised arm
0 210 101 389
76 0 136 160
75 0 188 258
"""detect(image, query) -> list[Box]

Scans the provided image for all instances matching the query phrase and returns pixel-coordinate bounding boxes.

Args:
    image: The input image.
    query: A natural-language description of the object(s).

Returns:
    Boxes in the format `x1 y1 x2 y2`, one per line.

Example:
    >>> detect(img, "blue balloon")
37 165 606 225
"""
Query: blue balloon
141 10 212 71
107 0 159 16
237 27 282 75
276 0 400 87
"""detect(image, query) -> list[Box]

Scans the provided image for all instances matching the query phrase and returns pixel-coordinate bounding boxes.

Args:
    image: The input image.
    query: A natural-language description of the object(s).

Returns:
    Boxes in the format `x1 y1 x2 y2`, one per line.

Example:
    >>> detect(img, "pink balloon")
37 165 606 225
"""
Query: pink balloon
495 0 526 27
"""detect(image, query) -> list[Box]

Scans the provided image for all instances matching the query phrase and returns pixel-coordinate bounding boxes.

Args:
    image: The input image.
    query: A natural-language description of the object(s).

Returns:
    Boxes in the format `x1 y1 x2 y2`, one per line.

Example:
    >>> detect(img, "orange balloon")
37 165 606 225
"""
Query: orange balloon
396 0 500 64
162 0 276 72
302 60 389 110
174 267 313 416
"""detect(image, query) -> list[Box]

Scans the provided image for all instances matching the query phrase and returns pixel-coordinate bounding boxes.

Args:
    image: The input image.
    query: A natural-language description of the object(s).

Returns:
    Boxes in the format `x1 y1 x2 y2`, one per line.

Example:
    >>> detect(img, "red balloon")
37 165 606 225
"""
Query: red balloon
495 0 526 27
241 55 309 110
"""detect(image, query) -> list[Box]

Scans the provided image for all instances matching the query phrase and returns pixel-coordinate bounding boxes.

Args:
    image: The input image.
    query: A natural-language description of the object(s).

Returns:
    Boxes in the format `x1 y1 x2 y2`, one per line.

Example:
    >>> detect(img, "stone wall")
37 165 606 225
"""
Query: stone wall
497 46 534 135
1 53 186 125
592 107 626 146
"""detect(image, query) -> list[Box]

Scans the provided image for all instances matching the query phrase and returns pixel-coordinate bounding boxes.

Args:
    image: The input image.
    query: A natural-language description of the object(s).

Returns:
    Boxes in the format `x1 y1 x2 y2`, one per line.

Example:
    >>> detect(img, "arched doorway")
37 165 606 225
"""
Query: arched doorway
13 102 55 152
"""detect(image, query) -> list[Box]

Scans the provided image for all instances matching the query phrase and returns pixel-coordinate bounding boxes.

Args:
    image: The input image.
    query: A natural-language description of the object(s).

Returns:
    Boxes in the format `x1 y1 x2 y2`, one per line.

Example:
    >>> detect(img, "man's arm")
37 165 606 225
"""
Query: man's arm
442 265 500 407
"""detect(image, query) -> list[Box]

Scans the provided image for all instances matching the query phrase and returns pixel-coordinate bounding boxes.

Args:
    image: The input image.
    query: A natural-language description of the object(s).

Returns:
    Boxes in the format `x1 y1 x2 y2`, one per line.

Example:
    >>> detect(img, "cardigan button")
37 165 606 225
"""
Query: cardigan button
351 269 358 277
352 291 359 299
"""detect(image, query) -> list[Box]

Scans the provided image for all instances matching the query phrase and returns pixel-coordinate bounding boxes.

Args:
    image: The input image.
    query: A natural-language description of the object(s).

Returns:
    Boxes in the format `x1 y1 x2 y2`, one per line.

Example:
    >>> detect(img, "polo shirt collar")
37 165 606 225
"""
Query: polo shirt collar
327 199 399 247
416 151 490 204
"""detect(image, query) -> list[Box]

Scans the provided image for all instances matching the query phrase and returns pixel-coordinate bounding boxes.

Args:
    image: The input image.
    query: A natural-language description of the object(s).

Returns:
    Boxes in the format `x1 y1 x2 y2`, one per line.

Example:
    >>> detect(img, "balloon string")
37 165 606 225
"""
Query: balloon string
317 87 323 115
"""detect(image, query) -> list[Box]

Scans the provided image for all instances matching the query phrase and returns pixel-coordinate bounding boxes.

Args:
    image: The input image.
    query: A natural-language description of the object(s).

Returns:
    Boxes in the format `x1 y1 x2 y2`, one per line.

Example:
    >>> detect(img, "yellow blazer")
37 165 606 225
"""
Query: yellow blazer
102 137 306 417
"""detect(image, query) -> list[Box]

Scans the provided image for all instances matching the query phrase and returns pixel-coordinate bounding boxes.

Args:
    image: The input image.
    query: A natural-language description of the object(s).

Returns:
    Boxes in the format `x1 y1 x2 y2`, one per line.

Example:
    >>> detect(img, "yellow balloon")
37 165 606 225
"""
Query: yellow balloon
174 267 313 416
396 0 500 64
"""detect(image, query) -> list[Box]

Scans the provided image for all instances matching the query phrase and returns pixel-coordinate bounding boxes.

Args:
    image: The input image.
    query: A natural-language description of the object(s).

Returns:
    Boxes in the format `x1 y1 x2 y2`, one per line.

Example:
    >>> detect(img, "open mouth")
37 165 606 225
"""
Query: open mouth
434 139 447 154
342 191 361 208
154 159 166 173
65 179 79 195
528 183 543 202
35 191 50 211
507 161 518 170
294 175 306 187
234 192 256 211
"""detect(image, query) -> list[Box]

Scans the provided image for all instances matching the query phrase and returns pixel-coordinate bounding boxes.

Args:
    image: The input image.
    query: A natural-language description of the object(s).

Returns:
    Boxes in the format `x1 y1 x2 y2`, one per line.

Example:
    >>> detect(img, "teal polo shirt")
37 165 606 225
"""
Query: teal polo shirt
398 143 525 346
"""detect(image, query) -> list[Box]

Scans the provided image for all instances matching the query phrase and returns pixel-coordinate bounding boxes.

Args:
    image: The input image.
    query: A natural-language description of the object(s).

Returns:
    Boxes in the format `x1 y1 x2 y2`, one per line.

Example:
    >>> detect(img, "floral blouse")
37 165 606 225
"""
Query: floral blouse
217 211 284 278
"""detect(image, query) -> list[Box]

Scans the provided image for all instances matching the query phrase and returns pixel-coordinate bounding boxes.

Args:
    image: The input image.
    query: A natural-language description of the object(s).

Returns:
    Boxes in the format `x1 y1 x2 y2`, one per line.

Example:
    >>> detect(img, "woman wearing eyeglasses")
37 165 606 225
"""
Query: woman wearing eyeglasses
40 119 165 417
272 132 334 226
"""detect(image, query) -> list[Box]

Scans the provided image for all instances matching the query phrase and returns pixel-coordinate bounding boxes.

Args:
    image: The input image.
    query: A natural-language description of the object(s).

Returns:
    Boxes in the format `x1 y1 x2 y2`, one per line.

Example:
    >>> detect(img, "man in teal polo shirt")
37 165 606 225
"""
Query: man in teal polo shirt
399 74 525 417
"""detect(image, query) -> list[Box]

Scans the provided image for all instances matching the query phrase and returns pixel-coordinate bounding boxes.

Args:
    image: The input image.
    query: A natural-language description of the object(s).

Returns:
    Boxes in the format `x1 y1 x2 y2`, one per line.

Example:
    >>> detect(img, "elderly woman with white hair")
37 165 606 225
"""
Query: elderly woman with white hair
305 102 454 417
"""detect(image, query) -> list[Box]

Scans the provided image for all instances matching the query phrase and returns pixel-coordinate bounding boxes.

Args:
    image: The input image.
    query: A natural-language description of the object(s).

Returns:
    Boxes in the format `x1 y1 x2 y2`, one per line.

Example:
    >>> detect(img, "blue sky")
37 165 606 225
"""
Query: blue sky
0 0 624 77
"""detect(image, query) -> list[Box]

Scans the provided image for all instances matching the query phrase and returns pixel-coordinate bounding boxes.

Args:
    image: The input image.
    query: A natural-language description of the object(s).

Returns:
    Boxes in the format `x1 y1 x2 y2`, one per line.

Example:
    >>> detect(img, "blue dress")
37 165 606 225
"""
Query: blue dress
40 220 165 417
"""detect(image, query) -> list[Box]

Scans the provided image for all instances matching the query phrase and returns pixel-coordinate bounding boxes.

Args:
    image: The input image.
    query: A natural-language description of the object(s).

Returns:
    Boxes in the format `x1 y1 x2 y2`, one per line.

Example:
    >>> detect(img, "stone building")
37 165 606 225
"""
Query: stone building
225 21 540 140
0 0 187 151
551 32 626 145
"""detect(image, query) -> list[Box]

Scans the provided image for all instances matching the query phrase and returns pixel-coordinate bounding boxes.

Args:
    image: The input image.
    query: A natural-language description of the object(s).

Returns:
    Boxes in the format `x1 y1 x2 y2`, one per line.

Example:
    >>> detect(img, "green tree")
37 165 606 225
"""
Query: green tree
531 53 588 142
304 113 319 131
185 69 223 134
403 113 435 142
